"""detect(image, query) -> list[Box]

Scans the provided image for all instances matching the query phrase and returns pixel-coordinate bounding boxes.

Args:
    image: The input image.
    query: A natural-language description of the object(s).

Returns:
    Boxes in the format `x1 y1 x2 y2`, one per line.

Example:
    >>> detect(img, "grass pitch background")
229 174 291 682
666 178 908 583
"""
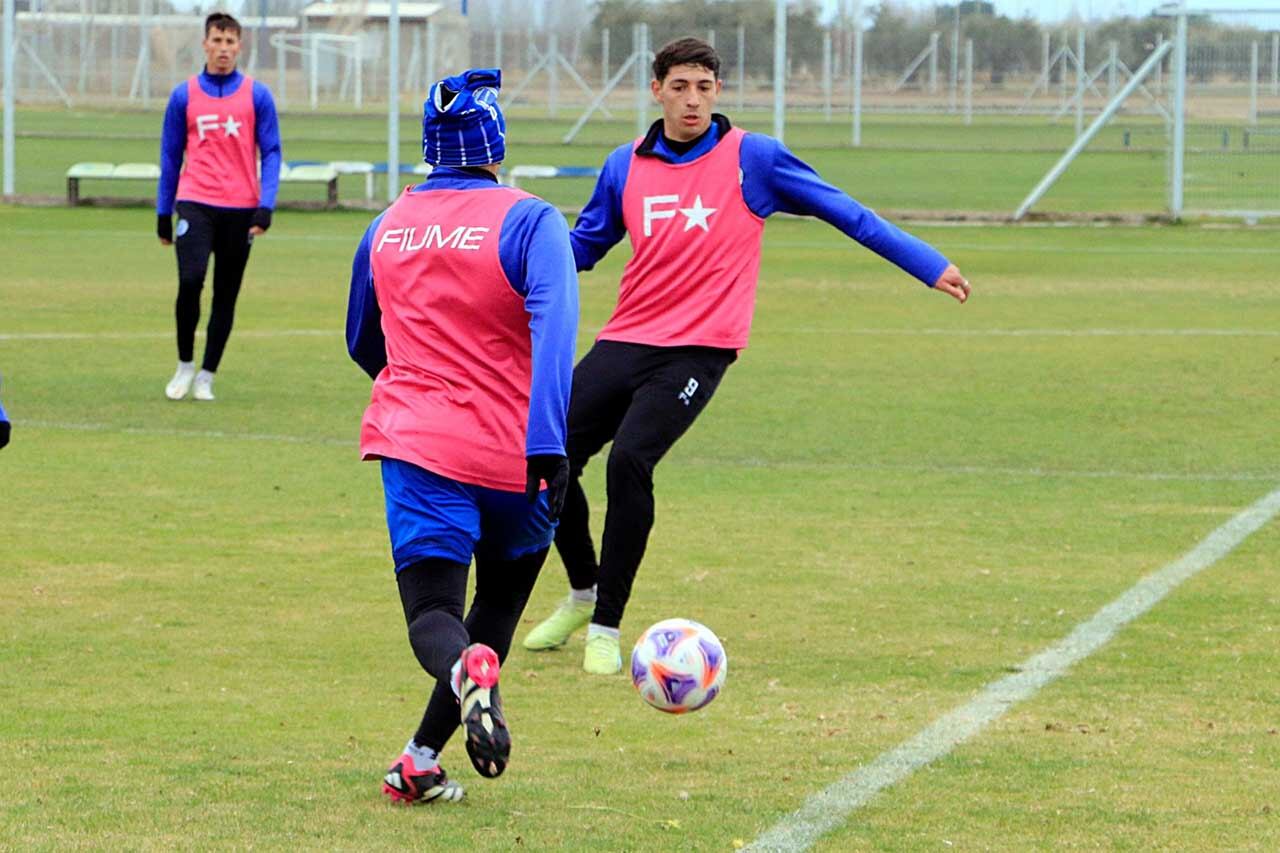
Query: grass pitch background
2 163 1280 847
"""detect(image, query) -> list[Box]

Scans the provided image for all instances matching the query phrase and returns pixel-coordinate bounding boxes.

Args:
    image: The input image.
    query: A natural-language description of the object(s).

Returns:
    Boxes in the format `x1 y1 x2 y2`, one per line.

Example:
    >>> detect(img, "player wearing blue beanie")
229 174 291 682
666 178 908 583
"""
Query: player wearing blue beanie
348 67 578 804
421 68 506 167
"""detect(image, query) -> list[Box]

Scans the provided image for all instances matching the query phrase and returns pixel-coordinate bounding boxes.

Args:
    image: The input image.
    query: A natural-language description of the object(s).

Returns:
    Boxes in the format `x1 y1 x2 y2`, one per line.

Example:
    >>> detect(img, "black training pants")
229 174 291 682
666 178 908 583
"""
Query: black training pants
173 201 255 372
396 547 549 753
554 340 735 629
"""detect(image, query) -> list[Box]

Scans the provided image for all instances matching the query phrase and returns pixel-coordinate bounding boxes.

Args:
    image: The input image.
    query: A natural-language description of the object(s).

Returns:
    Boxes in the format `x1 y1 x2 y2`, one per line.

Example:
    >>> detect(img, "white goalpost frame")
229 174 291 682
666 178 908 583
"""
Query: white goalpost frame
270 32 364 111
1161 2 1280 219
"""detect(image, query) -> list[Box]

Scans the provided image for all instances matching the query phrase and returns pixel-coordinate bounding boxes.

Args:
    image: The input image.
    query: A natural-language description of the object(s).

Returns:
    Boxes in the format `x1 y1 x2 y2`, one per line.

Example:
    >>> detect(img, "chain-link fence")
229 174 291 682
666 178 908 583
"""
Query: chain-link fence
2 1 1278 217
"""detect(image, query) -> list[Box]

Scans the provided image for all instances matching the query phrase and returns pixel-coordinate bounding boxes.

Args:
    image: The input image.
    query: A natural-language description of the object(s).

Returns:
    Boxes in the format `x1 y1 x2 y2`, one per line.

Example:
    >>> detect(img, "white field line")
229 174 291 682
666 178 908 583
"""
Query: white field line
746 484 1280 853
0 329 334 341
3 328 1278 342
779 327 1280 338
21 419 352 448
15 420 1280 484
5 227 1280 256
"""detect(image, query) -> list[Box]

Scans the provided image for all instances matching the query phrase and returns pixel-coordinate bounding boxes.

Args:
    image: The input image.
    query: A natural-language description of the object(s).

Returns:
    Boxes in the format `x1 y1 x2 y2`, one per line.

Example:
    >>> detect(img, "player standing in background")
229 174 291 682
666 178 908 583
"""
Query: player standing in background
156 12 281 402
346 69 578 804
522 37 972 674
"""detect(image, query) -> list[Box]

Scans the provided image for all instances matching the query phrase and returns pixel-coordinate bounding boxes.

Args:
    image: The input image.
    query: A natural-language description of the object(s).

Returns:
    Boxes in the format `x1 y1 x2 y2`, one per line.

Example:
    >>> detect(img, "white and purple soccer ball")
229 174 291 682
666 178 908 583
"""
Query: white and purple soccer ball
630 618 727 714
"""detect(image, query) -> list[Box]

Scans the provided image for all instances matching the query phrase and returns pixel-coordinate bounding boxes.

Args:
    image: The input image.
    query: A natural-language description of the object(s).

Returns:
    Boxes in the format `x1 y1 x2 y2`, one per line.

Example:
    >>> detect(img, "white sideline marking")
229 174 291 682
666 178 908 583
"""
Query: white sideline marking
3 328 1278 342
16 421 1280 483
780 327 1280 338
6 227 1280 255
746 485 1280 853
0 329 334 341
22 419 351 448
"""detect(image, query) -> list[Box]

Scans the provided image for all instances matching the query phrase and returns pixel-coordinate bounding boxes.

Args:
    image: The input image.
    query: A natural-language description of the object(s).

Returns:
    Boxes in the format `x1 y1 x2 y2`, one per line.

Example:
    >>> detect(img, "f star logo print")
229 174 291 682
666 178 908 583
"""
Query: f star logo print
642 194 718 237
195 114 243 141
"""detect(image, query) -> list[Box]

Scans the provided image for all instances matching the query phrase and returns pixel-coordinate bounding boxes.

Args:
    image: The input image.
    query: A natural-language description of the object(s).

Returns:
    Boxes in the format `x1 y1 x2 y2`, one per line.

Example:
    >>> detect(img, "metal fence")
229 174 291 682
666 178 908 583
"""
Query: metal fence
2 1 1278 216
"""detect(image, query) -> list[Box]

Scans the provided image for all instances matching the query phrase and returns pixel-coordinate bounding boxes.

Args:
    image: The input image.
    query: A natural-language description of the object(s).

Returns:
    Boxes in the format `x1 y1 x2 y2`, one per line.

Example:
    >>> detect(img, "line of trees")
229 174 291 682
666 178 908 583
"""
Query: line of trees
573 0 1273 83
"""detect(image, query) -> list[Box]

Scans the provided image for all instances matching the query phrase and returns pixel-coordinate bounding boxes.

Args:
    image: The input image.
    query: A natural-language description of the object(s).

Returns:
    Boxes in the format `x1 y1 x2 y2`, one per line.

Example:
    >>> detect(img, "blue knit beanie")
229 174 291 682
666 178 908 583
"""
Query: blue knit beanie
422 68 506 167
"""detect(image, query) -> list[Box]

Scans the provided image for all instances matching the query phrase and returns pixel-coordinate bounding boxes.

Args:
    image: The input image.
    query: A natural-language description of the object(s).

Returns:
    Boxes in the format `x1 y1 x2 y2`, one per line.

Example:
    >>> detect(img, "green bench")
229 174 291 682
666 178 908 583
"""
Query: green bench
66 162 341 208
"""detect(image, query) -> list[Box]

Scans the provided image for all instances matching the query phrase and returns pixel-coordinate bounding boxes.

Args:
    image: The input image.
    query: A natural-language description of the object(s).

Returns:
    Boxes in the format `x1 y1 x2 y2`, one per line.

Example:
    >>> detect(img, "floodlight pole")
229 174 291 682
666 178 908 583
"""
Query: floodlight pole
1248 40 1258 125
964 38 973 126
388 0 400 203
1075 28 1085 138
822 30 832 122
736 24 745 112
773 0 786 142
851 17 863 146
1170 3 1187 219
3 0 13 197
1272 33 1278 96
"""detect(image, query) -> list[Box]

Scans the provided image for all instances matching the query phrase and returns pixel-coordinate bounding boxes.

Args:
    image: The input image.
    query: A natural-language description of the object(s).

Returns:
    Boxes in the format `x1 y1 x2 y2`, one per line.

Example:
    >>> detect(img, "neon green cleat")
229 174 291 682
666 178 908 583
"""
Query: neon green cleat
521 598 594 651
582 633 622 675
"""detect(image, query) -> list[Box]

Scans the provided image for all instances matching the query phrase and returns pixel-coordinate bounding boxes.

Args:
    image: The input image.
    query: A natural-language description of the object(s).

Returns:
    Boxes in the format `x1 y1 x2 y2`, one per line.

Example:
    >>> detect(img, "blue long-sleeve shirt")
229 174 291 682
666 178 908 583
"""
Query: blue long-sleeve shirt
346 167 579 457
570 118 950 287
156 68 282 214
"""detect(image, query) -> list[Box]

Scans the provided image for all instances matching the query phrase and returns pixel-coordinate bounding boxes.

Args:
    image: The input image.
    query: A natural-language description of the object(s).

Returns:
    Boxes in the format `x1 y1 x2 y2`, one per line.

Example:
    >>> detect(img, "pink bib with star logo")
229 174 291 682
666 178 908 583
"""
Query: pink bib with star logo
605 127 765 350
176 75 260 209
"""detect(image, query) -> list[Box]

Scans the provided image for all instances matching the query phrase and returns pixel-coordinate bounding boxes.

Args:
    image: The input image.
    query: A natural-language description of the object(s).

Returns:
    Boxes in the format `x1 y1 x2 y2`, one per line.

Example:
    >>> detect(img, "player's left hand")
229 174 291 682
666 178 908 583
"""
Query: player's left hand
526 454 570 520
933 264 971 304
249 207 272 238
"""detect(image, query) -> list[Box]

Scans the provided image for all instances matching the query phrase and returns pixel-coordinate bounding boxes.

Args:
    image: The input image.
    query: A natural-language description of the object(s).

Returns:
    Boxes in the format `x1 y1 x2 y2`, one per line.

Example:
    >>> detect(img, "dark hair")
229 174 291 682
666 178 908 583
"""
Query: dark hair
205 13 241 37
652 38 721 82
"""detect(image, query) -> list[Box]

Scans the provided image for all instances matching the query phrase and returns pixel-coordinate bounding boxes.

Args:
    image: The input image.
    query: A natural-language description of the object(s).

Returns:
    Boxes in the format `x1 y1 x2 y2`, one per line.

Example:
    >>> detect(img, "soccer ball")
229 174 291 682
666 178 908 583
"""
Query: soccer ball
630 618 727 714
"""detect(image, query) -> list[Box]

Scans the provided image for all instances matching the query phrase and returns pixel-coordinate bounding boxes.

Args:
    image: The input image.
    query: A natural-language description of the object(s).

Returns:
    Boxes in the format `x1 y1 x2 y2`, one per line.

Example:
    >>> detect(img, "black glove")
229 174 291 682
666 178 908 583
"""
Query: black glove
250 207 273 232
525 454 570 521
157 213 173 242
0 421 9 450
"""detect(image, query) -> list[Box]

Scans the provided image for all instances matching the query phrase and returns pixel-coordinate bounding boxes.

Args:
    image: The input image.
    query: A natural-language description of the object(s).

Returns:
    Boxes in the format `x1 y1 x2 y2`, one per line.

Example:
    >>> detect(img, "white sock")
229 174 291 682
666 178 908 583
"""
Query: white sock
404 738 439 768
448 658 462 699
175 360 194 374
570 586 597 606
587 623 620 641
196 369 215 382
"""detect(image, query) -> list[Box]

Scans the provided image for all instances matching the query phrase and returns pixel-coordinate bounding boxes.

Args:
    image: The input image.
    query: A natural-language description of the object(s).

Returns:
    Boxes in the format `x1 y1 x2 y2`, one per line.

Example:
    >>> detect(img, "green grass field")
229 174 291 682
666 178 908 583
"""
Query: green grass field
3 194 1280 846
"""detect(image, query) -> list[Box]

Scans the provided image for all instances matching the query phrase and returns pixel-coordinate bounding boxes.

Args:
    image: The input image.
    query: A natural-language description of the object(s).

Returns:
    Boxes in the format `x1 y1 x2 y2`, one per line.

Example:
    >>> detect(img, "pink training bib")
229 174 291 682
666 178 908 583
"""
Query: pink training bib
361 185 538 492
176 75 260 208
604 127 766 350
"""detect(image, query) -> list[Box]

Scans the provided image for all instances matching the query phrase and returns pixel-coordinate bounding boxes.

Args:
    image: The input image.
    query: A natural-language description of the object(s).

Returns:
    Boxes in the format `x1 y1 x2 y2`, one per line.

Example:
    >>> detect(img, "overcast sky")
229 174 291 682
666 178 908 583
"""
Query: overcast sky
830 1 1279 25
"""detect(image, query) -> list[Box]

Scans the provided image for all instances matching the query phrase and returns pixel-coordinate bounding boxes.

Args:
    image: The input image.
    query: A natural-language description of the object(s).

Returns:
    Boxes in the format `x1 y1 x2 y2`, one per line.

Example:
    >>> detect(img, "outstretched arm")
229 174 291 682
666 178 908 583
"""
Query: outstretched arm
741 135 970 301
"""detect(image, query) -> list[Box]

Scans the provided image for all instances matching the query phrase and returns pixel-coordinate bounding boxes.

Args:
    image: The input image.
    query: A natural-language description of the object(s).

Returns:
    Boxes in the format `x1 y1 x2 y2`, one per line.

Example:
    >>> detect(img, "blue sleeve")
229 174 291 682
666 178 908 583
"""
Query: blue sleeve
156 84 188 215
499 198 579 457
568 143 632 272
740 135 950 287
253 82 281 210
346 212 389 380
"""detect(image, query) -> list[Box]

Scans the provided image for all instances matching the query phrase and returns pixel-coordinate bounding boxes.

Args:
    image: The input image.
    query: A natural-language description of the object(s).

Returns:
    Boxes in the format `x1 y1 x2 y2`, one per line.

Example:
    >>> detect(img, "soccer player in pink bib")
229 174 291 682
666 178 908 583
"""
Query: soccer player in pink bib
522 38 973 674
156 13 281 402
346 69 578 804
